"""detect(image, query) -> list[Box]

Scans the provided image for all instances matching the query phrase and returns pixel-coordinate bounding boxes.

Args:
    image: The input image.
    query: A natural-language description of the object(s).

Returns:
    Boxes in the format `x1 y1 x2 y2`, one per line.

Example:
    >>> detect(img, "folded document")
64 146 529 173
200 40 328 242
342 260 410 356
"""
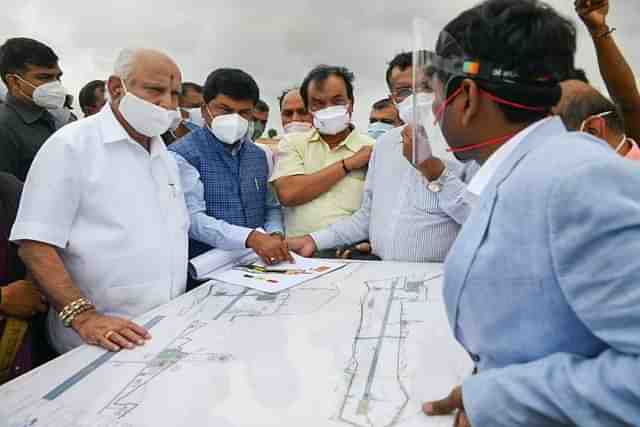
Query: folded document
189 249 346 293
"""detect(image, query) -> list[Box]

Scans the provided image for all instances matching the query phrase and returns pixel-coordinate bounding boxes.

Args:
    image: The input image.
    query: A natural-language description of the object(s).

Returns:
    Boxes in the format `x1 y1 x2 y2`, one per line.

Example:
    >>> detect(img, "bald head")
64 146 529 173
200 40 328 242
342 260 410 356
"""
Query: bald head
108 48 182 110
553 79 593 117
280 88 312 127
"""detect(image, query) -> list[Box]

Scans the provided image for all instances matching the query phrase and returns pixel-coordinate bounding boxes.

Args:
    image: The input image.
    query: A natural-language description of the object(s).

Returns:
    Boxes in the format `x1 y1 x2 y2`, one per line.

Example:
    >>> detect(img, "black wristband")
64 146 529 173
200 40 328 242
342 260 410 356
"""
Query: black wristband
341 159 350 174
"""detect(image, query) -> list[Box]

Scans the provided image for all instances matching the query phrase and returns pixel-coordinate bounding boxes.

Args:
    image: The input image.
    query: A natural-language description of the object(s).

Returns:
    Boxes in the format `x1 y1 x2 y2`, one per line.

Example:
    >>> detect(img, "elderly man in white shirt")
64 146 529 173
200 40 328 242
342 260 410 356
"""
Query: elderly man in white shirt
10 49 189 354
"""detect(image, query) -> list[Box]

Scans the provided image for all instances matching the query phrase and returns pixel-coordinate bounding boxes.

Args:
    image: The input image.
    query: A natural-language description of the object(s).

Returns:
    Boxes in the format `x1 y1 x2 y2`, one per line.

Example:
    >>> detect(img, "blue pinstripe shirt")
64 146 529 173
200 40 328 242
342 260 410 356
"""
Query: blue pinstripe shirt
311 127 478 262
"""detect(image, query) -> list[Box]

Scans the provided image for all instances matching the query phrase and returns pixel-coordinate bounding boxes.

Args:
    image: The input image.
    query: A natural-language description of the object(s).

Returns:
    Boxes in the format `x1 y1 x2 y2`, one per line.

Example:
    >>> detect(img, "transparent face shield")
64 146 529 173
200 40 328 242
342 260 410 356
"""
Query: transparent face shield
412 22 467 164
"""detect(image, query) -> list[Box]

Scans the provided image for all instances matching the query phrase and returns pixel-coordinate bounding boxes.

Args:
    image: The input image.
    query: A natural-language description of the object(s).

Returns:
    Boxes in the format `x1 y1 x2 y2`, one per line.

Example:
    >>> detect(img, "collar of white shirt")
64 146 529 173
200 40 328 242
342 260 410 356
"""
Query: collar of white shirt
467 117 554 196
100 104 165 158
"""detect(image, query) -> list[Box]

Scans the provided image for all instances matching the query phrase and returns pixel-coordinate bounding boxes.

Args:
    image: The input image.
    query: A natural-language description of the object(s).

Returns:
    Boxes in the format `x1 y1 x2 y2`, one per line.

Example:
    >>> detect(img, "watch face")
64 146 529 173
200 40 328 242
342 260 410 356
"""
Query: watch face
428 181 442 193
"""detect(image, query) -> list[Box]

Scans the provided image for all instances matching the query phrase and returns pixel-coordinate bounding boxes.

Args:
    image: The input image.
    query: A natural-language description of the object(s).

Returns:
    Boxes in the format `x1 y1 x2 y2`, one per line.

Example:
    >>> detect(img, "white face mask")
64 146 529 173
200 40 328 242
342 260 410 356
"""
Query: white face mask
12 74 67 109
284 121 312 134
118 81 172 137
209 111 249 144
397 93 434 126
313 105 350 136
186 107 206 127
168 109 183 132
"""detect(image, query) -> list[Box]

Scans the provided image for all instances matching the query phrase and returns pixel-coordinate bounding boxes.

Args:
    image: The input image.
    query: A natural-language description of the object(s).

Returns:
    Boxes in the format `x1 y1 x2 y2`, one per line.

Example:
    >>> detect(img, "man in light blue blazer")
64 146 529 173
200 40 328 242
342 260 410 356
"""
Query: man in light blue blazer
420 1 640 426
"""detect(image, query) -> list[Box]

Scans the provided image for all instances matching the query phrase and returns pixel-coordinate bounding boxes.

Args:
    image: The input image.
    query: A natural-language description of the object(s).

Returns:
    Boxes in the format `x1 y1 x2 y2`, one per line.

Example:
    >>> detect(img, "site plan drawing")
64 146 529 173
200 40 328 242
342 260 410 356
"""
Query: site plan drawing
0 261 472 427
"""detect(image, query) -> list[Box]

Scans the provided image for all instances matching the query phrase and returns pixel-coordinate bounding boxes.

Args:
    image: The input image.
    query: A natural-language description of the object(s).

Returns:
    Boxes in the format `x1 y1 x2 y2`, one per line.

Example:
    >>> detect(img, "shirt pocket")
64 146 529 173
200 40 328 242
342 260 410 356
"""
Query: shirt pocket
333 174 366 212
408 175 442 215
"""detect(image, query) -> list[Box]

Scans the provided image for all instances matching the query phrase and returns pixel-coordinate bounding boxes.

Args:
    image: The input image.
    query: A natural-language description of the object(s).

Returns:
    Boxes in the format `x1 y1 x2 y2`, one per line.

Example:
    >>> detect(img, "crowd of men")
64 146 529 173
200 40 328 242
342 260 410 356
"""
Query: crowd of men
0 0 639 425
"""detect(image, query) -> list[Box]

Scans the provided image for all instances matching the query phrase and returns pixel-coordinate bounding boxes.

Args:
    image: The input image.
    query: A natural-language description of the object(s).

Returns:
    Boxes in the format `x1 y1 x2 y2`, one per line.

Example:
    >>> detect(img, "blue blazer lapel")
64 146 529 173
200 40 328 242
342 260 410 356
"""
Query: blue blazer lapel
445 118 567 335
490 118 566 189
445 186 498 335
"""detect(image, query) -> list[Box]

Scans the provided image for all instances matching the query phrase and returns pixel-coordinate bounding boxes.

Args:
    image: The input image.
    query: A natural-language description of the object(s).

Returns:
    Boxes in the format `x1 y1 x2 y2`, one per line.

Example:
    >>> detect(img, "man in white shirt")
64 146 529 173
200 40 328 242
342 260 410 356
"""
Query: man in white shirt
10 49 189 354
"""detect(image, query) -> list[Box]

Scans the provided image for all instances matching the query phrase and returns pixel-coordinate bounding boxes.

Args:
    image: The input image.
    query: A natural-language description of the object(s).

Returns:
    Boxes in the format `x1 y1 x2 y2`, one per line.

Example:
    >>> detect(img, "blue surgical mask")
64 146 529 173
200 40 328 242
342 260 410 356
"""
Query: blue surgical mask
367 121 395 139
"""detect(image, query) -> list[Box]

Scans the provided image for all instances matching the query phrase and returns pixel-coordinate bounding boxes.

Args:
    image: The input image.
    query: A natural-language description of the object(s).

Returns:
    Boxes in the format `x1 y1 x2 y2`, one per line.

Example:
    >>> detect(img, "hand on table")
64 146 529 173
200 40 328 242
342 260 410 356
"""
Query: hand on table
247 231 293 265
286 235 317 258
423 385 472 427
72 311 151 352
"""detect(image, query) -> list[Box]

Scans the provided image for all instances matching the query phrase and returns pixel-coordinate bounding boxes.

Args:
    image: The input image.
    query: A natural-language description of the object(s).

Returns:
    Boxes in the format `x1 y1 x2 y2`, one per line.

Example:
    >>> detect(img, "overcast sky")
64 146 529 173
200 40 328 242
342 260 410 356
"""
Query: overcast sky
1 0 639 133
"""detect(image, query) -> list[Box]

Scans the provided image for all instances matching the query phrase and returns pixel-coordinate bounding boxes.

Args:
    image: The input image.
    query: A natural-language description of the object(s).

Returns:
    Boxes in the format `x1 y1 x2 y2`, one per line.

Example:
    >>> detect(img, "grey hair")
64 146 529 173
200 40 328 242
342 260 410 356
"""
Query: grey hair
113 48 142 83
562 90 625 133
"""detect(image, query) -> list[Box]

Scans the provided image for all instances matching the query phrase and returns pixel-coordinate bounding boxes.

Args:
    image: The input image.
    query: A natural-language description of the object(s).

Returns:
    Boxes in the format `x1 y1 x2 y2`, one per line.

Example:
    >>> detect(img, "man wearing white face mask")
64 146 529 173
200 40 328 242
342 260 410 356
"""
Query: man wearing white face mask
279 87 313 135
0 38 67 181
169 68 289 269
287 55 477 262
178 82 205 131
271 65 375 244
10 48 189 354
562 88 640 161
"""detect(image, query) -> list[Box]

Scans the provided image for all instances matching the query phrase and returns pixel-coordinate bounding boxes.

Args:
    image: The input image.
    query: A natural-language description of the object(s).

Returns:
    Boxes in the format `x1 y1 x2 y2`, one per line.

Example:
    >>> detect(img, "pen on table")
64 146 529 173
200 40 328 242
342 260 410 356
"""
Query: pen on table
243 274 278 283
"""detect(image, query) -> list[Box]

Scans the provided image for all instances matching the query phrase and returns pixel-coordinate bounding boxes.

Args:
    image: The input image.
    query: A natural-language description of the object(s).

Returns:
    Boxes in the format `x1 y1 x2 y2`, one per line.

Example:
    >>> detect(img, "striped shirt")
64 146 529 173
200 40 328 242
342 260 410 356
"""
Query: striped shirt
311 127 478 262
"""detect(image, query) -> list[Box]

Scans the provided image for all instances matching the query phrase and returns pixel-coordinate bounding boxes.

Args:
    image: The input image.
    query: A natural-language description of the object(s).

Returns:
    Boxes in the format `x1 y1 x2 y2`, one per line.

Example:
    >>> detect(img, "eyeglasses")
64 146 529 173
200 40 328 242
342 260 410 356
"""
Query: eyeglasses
392 87 413 102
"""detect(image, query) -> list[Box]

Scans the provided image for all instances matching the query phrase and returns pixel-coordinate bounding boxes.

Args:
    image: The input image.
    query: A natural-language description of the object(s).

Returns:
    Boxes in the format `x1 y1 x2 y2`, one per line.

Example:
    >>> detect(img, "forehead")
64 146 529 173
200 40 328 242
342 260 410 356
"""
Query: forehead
131 58 182 87
254 110 269 120
308 75 348 97
371 105 397 117
282 91 304 109
183 87 202 98
211 94 254 109
389 66 413 86
25 63 62 75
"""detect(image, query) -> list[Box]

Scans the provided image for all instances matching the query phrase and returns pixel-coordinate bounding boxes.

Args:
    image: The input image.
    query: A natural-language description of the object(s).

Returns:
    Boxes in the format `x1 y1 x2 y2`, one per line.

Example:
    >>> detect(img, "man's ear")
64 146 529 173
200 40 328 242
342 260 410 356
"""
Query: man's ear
460 79 480 128
583 116 608 140
347 99 354 116
106 76 124 101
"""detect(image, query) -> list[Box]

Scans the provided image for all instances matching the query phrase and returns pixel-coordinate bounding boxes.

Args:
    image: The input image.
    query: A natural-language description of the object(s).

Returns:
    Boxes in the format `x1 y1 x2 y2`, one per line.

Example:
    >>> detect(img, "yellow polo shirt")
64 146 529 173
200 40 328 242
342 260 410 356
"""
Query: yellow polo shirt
270 128 375 238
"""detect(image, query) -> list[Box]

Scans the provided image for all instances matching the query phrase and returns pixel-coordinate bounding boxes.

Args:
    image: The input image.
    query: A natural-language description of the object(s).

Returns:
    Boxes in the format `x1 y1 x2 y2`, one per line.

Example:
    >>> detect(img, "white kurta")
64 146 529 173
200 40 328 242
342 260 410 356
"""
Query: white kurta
11 105 189 353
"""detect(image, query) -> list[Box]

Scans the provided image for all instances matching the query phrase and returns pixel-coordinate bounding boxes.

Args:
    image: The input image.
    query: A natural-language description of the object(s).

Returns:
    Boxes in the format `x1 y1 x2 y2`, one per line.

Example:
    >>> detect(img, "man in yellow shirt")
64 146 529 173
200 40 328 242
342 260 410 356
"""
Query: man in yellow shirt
270 65 374 240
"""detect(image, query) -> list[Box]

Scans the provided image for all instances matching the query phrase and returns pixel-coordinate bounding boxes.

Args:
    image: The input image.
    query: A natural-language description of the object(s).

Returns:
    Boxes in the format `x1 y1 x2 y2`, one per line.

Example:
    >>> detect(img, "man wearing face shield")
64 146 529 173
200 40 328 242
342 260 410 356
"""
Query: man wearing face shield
169 68 289 267
0 38 68 181
271 65 375 246
10 48 189 354
287 55 477 262
419 1 640 426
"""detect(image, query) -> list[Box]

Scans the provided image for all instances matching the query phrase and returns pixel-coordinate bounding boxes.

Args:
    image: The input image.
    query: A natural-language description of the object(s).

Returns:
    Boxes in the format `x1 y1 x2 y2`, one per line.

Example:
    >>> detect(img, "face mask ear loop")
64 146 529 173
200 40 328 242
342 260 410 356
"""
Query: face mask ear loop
615 135 628 153
446 132 517 153
434 86 464 124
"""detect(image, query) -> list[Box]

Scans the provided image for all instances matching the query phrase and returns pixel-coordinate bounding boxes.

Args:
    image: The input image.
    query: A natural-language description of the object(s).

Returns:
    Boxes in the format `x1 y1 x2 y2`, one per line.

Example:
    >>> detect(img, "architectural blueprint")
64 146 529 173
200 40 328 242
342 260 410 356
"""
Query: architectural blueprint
0 262 472 427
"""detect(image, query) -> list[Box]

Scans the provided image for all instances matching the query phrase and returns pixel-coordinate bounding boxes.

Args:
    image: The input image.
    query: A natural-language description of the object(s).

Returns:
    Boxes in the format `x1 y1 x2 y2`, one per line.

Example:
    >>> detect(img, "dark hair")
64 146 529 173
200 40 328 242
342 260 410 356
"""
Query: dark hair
0 37 59 84
300 65 355 109
278 87 298 110
563 68 589 84
79 80 105 112
562 90 624 133
181 82 203 96
437 0 576 124
203 68 259 104
255 99 269 112
372 98 394 110
385 52 412 90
